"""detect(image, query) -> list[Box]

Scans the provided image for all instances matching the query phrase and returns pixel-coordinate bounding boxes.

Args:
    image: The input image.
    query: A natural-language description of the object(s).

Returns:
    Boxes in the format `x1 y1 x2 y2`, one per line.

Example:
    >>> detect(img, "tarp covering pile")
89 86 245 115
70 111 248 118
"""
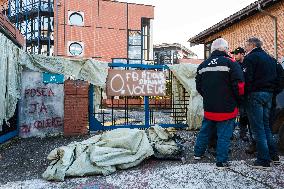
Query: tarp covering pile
42 128 154 181
0 33 22 129
42 126 184 181
0 33 108 130
169 64 203 130
147 125 183 160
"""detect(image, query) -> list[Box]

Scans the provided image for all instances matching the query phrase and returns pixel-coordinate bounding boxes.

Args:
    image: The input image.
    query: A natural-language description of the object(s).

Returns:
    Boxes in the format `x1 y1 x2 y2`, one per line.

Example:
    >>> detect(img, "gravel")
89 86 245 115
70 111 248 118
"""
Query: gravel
97 108 175 125
1 121 283 188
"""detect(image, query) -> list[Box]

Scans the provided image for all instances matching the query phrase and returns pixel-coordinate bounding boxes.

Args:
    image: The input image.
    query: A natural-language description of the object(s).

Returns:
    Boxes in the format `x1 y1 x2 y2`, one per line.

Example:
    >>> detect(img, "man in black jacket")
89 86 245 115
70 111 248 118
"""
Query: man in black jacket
243 37 280 170
231 47 250 142
194 38 245 168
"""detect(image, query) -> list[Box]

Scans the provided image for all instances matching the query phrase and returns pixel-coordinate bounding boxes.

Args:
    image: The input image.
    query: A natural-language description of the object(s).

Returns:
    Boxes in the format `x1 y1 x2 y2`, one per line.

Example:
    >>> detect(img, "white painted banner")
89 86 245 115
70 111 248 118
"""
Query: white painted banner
106 70 167 96
19 71 64 138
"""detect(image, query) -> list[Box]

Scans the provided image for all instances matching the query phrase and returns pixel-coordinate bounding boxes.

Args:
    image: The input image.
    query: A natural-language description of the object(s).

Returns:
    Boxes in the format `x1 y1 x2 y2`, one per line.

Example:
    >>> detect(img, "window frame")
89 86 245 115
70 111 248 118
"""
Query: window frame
68 41 84 57
68 11 84 26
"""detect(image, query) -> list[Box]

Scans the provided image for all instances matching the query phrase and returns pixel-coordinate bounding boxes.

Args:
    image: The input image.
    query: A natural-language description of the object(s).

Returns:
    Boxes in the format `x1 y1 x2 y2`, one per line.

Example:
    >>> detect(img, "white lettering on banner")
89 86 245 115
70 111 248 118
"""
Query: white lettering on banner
107 70 167 96
110 74 125 95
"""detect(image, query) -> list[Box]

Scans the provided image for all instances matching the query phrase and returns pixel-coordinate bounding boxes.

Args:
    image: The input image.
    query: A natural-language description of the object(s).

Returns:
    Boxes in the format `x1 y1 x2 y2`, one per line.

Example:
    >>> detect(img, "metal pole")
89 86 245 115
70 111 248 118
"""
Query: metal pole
89 84 95 132
24 0 27 35
47 0 51 56
15 0 19 29
8 0 11 17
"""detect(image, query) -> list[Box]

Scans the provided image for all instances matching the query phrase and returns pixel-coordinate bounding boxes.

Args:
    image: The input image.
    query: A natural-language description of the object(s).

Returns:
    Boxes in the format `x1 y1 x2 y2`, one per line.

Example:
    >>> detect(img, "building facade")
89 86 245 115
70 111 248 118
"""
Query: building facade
0 0 154 63
188 0 284 61
55 0 154 63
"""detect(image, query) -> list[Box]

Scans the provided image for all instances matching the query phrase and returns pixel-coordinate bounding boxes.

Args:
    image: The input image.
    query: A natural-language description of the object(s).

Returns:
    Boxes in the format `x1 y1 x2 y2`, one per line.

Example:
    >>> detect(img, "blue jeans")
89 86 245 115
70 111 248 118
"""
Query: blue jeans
246 92 278 164
194 118 235 163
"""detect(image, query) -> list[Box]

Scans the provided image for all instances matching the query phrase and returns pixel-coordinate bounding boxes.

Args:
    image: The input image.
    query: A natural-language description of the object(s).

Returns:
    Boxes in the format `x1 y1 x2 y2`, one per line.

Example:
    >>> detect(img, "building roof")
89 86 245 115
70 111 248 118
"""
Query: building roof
0 12 25 47
188 0 281 45
154 43 197 56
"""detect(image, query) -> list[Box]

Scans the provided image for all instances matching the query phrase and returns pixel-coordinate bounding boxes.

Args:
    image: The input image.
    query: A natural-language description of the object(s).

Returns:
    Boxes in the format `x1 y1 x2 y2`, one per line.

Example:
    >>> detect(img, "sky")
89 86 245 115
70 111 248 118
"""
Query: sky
119 0 257 59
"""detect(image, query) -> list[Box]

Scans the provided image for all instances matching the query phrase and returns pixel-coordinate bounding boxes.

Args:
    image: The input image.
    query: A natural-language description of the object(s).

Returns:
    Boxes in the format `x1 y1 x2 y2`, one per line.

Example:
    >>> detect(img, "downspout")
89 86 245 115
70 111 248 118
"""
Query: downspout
258 4 278 60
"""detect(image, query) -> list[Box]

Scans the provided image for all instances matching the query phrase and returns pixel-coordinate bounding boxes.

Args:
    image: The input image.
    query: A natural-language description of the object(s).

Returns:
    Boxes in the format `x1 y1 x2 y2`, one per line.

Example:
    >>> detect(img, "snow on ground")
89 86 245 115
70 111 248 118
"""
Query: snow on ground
1 158 284 189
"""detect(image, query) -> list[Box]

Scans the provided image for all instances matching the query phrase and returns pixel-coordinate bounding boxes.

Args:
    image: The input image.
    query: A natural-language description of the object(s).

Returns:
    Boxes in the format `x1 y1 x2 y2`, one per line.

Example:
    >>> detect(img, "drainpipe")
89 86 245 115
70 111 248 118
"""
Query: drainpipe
258 4 278 60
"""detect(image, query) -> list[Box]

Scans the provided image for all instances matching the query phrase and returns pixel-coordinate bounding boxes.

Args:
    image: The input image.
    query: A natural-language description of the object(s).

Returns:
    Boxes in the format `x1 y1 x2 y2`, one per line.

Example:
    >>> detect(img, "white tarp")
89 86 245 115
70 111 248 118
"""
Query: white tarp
0 33 22 129
0 32 108 130
147 125 181 157
19 52 108 88
42 126 185 181
169 64 203 130
42 128 154 181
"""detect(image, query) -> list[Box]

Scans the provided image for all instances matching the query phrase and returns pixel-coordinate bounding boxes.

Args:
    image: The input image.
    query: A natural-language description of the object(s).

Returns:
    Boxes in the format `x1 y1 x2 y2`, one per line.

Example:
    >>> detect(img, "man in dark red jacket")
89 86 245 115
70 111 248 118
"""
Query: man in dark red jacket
194 38 245 168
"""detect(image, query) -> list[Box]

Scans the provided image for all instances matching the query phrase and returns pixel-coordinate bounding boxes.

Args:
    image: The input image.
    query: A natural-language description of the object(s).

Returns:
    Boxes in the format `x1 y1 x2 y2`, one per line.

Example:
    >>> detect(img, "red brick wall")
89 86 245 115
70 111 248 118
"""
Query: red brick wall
54 0 154 62
54 0 96 58
55 0 154 134
64 80 89 136
128 4 154 30
0 12 25 47
205 1 284 60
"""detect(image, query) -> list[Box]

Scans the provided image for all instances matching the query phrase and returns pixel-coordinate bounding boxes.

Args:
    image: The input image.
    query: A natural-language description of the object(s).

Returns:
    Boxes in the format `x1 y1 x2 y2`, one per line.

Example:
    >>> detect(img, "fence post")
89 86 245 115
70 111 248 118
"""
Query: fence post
144 96 150 128
89 84 95 131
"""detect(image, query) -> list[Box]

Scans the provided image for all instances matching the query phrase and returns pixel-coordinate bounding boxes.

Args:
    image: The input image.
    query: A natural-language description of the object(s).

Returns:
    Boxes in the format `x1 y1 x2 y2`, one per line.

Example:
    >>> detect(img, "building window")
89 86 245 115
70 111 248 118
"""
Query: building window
68 42 84 56
127 18 153 64
128 30 142 64
142 18 151 61
68 11 84 26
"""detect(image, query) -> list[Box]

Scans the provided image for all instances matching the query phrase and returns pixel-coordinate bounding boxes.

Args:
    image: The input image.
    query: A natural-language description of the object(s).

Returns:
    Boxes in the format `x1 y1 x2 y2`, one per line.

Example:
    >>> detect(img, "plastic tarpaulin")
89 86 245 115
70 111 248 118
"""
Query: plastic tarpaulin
0 32 108 129
147 125 182 159
42 128 154 181
43 127 185 181
0 33 22 129
169 64 203 130
19 52 108 88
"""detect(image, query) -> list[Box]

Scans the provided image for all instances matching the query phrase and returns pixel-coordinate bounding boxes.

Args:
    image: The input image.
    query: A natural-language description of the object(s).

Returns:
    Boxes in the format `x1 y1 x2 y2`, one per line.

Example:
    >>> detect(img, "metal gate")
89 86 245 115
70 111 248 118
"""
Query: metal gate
89 63 189 132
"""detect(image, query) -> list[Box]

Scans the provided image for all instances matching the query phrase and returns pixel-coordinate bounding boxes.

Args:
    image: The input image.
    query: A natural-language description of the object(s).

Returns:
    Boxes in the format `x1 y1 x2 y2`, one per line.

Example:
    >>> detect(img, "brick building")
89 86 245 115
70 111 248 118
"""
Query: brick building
0 0 154 63
188 0 284 61
54 0 154 63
